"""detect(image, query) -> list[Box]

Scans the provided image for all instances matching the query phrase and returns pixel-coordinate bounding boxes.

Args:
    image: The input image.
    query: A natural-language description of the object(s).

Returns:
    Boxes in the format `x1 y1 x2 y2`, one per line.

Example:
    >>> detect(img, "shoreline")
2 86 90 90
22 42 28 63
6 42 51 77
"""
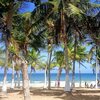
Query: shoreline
0 81 97 88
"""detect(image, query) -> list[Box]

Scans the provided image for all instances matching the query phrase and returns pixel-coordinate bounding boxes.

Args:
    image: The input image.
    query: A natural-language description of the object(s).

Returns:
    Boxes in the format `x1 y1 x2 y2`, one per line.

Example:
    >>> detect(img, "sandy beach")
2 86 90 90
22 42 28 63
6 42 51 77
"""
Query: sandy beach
0 81 100 100
0 87 100 100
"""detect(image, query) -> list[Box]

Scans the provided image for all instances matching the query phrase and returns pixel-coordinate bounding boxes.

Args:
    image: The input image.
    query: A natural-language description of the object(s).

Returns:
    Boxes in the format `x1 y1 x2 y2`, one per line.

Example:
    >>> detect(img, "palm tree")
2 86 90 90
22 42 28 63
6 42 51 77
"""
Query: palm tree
87 43 100 88
29 0 99 90
76 45 87 87
0 0 19 92
53 50 64 87
0 0 54 99
10 60 15 89
45 0 92 91
28 0 88 91
14 65 21 88
11 10 47 100
47 38 53 89
84 2 100 87
11 0 55 98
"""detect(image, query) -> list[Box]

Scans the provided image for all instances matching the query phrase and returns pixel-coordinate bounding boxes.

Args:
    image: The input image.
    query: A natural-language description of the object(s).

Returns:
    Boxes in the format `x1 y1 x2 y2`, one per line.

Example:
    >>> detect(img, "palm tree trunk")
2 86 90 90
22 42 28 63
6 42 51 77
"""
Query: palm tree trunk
2 43 8 92
11 61 15 89
95 46 98 88
56 67 62 87
47 48 52 90
18 71 20 88
64 43 70 92
44 67 47 88
72 34 77 88
29 69 32 87
2 66 7 92
79 61 81 87
22 61 31 100
2 2 13 92
60 1 70 91
64 68 70 92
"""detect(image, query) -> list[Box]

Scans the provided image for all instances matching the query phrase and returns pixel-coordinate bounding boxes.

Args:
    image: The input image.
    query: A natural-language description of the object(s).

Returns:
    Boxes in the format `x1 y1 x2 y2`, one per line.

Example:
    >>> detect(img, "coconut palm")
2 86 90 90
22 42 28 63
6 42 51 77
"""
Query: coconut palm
87 42 100 88
53 51 64 87
14 66 21 88
76 45 87 87
27 48 44 83
45 0 90 91
0 1 39 99
8 1 55 99
0 0 20 92
28 0 91 91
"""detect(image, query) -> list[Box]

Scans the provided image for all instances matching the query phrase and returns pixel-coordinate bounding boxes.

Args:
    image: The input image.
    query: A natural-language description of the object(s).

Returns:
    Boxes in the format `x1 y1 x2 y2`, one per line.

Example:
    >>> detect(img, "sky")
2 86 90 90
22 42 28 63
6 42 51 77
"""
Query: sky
0 0 99 74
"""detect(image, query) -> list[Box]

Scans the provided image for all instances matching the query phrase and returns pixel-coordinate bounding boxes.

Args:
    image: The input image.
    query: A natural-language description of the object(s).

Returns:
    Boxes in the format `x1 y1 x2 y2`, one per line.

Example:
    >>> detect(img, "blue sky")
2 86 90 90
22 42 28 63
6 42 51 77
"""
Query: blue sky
18 1 36 13
0 0 99 74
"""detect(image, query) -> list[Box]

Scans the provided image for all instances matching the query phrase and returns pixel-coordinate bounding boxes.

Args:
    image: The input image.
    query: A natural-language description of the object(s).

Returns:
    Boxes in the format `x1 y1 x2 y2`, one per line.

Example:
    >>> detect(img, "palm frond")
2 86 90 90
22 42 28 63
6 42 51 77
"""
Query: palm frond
67 3 84 17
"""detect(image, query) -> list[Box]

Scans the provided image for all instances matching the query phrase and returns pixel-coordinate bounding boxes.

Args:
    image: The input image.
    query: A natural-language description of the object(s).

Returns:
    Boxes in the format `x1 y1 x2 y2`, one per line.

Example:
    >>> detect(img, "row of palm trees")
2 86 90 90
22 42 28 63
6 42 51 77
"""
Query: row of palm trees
0 0 100 100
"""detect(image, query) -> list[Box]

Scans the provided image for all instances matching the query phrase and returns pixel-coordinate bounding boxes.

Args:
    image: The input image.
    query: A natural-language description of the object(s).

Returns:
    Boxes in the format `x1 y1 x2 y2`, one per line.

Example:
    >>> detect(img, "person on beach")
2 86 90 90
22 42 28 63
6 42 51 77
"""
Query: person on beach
85 82 89 88
55 81 60 87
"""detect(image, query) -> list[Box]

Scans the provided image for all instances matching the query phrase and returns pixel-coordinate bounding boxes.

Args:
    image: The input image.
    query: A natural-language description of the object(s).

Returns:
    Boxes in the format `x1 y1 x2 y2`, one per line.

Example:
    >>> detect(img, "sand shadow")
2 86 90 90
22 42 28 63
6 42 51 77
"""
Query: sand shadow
54 89 100 100
30 88 100 100
30 88 64 96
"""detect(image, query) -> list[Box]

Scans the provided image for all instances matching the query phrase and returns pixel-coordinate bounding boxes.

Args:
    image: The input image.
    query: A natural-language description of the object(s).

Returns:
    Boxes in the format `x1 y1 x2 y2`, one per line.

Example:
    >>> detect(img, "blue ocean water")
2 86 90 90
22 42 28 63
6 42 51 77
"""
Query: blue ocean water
0 73 99 83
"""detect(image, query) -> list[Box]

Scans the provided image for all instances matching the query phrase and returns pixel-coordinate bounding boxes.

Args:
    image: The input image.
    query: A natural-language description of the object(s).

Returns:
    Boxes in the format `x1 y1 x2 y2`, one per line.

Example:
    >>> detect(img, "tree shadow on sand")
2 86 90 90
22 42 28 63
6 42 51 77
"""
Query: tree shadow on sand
54 89 100 100
30 88 64 96
30 88 100 100
7 88 23 94
0 92 8 100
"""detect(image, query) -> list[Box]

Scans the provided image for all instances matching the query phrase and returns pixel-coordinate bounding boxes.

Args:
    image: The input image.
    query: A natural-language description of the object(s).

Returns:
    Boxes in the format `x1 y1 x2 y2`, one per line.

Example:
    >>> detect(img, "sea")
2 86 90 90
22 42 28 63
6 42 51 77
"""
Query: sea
0 73 100 83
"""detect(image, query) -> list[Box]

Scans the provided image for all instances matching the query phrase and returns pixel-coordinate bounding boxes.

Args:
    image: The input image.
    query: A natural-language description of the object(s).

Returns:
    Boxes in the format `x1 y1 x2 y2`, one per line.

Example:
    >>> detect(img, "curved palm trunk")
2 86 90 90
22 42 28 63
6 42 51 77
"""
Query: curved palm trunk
56 67 62 87
11 61 15 89
22 61 31 100
79 61 81 87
